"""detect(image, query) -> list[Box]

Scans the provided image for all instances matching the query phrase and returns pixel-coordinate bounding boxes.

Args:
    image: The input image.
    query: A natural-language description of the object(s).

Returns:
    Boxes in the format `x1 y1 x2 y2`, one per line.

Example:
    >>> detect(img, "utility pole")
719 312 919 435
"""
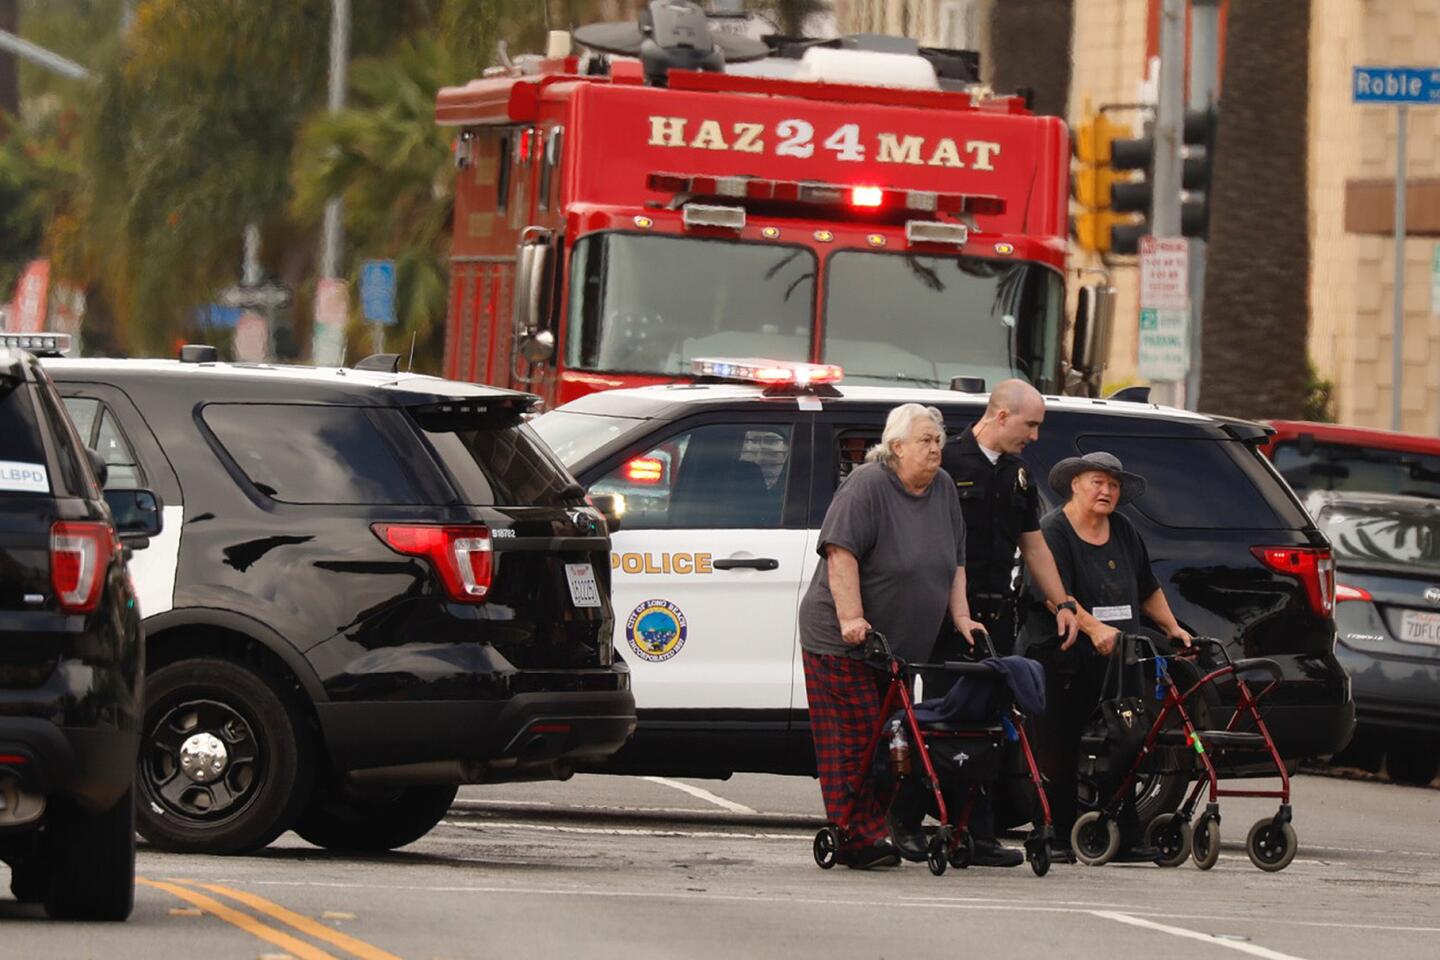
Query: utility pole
318 0 359 353
1184 0 1222 410
1146 0 1186 408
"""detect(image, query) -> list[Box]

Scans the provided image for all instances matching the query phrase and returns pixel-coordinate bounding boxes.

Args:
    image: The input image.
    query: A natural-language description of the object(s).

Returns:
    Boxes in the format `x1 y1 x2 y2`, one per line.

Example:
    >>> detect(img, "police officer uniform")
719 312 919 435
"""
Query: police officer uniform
940 423 1041 657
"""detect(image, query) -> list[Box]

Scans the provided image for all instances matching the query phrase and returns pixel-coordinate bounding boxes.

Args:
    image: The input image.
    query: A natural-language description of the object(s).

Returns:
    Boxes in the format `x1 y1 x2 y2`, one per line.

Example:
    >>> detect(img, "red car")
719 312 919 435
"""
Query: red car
1261 420 1440 500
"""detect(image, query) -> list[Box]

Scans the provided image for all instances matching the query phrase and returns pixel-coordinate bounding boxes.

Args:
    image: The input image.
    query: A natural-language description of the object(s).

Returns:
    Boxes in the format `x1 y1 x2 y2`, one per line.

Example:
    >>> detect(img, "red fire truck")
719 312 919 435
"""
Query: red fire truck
435 4 1112 407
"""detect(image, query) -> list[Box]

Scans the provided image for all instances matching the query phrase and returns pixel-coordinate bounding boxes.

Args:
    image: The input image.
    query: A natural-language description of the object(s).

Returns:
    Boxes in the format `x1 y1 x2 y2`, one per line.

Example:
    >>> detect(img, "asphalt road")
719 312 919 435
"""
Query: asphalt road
3 772 1438 960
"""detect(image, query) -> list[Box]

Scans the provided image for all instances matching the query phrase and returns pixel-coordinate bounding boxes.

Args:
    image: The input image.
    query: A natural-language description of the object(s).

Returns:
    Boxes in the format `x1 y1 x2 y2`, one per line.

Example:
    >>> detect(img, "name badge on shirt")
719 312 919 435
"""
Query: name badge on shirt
1093 604 1133 623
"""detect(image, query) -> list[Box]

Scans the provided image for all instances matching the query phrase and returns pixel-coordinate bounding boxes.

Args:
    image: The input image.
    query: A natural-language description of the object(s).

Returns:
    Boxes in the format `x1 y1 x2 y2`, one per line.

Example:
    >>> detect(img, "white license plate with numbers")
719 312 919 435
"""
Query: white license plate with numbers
1399 610 1440 645
565 563 602 608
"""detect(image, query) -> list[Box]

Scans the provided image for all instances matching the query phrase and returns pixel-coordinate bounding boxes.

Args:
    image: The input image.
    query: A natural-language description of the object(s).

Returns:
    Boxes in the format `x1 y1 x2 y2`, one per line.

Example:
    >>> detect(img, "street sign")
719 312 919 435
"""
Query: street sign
360 260 398 327
10 260 50 333
232 311 271 362
218 282 292 311
1139 236 1190 311
1138 307 1190 381
1353 67 1440 104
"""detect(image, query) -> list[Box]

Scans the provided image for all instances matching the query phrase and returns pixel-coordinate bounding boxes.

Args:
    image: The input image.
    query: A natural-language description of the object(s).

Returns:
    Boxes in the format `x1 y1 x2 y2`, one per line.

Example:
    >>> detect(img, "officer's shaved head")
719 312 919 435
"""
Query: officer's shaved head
986 378 1044 416
978 379 1045 455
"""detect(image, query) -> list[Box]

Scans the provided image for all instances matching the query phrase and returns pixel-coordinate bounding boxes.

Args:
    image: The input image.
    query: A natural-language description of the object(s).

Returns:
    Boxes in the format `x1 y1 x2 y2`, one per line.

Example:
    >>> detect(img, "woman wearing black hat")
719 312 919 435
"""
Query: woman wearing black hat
1018 451 1191 858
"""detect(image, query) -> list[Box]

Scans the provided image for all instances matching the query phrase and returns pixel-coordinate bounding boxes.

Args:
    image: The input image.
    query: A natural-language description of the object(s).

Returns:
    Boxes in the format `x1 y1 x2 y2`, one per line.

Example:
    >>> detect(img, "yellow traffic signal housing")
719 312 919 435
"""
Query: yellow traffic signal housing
1074 166 1116 209
1073 113 1128 166
1074 210 1144 255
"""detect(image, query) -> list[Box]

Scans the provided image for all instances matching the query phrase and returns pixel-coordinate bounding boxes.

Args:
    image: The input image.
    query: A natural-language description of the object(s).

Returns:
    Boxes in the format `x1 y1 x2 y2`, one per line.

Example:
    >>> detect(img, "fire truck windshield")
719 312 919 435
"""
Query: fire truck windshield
823 252 1063 392
566 233 816 376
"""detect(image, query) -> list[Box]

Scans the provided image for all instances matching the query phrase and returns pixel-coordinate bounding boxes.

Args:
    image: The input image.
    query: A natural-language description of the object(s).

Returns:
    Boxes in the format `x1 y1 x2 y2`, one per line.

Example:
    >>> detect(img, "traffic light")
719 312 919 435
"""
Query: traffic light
1072 111 1149 255
1180 107 1217 240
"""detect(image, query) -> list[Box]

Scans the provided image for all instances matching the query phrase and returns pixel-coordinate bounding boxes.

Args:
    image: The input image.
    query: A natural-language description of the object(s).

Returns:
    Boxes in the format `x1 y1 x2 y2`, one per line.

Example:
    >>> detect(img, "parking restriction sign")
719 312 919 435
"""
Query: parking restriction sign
1139 237 1189 310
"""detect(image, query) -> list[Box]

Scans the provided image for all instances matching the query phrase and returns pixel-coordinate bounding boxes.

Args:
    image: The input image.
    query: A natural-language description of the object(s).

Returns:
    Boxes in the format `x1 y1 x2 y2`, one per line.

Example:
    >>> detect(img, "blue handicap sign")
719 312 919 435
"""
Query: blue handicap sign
360 260 398 326
1353 66 1440 104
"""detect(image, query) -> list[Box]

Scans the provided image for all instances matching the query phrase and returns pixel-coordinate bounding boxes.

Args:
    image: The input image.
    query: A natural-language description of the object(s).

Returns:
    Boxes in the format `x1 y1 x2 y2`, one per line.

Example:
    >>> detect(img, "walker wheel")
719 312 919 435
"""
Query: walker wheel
1028 842 1051 877
947 831 975 869
813 827 839 869
1071 811 1120 866
1246 818 1297 872
927 835 948 876
1145 813 1193 868
1192 812 1221 871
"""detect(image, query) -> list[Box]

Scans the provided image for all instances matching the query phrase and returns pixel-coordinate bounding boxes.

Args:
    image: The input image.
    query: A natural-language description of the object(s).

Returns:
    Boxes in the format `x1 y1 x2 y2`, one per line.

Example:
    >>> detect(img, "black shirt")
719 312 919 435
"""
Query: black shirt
1020 507 1160 653
941 425 1041 596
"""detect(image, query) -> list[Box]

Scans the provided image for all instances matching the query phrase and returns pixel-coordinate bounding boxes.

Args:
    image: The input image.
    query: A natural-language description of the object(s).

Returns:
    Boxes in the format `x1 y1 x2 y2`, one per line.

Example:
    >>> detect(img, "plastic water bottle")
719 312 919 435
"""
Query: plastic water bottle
888 719 911 776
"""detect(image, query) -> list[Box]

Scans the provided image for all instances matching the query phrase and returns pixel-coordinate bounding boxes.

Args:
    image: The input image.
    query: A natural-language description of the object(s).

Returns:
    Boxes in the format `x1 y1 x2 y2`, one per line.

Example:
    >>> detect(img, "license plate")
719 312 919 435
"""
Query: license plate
565 563 602 608
1399 610 1440 645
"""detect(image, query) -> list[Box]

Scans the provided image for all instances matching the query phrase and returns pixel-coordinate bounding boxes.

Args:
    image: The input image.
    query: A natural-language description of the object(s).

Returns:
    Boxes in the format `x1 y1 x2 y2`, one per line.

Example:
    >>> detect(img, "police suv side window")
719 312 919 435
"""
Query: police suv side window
202 404 439 505
592 422 793 530
62 398 144 490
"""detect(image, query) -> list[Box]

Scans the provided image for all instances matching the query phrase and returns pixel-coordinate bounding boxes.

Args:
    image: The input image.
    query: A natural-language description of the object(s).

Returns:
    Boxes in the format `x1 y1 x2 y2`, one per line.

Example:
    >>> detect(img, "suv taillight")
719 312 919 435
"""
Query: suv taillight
51 521 113 613
1252 546 1335 617
373 523 493 602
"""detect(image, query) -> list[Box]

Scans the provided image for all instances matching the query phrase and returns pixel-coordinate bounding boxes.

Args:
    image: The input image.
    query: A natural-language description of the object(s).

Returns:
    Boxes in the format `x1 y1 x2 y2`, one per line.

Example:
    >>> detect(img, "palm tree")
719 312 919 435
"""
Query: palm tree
1197 2 1311 419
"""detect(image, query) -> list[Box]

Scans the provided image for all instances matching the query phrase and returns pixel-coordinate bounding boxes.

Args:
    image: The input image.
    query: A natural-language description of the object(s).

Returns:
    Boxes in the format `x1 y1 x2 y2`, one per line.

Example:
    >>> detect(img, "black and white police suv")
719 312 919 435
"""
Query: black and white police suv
532 359 1355 819
43 348 635 855
1 336 160 919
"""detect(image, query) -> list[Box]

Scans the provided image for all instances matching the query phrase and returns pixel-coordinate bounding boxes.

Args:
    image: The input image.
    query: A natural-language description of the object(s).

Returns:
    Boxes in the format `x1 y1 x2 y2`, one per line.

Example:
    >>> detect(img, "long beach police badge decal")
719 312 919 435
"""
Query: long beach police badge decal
625 599 688 663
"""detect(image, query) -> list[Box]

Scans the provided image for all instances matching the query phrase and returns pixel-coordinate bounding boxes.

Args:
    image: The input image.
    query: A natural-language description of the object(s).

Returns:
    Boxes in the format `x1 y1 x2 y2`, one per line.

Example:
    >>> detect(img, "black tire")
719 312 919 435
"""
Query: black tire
814 828 839 869
1327 725 1384 774
927 835 948 876
137 658 313 854
1072 811 1120 866
1145 813 1193 868
1385 744 1440 787
1192 812 1221 870
1246 818 1297 872
1132 772 1188 825
43 789 135 921
1029 843 1051 877
293 783 458 852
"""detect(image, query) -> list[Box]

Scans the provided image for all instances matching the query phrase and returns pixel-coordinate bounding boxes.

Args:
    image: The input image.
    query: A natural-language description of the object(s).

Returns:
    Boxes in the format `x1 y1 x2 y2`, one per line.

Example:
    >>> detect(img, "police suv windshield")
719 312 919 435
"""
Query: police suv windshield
824 252 1063 392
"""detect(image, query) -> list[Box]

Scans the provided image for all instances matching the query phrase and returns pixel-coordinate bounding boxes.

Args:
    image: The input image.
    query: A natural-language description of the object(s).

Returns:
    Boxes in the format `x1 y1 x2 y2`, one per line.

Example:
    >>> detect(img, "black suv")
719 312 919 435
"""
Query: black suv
44 354 635 855
534 379 1356 822
1 344 158 920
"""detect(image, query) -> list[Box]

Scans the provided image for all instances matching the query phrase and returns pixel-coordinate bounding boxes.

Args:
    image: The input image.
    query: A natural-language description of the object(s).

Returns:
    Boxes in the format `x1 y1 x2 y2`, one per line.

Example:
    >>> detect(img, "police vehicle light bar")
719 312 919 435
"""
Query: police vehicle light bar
648 172 1005 218
0 332 72 356
691 357 844 387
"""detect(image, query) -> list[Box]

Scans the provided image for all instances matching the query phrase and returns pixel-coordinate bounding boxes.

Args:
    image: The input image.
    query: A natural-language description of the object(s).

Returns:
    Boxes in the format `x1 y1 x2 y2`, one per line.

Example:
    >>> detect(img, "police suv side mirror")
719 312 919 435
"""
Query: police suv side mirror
105 488 163 548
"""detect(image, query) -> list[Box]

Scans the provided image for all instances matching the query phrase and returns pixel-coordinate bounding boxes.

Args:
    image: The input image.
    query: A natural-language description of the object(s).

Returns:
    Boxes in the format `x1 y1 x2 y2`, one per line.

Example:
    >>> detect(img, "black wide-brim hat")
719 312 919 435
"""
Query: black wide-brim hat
1048 451 1147 505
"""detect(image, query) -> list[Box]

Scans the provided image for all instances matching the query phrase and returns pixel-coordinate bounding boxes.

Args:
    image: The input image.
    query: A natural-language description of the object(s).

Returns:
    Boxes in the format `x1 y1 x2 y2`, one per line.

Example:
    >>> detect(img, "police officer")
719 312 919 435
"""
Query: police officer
934 378 1078 866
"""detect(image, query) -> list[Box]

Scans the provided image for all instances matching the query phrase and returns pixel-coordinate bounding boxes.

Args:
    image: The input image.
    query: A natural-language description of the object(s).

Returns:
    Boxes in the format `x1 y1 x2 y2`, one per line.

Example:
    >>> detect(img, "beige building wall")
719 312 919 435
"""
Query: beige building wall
1323 0 1440 432
1065 0 1153 389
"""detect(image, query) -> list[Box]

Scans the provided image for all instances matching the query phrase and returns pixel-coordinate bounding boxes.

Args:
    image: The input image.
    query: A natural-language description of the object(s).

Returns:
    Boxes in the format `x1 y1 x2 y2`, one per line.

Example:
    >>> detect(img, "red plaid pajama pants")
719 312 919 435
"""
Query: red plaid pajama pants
803 649 890 846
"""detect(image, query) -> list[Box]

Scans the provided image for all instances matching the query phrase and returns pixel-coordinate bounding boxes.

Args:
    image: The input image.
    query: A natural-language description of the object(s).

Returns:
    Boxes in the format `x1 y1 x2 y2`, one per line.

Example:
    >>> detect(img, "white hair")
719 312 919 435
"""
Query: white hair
866 403 944 466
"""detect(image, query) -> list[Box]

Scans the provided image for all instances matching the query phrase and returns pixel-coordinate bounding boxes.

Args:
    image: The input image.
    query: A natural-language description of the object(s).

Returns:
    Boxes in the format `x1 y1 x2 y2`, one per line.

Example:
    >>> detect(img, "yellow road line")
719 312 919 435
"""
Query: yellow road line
191 881 406 960
139 878 339 960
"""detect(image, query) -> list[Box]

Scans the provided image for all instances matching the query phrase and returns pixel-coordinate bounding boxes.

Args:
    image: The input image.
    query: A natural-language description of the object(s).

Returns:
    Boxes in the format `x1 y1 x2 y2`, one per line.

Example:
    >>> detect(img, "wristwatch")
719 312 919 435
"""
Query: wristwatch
1056 600 1078 614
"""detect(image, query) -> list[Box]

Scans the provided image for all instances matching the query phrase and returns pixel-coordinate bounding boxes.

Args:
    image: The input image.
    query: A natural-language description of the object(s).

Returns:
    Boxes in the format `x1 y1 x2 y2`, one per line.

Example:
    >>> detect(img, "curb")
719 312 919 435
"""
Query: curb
448 799 826 831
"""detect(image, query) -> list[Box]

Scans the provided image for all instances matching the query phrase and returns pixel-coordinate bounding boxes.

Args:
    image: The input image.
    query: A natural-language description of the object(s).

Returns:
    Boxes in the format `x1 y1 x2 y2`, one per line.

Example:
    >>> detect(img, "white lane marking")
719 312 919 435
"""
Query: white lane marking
166 878 1440 936
440 820 797 840
1093 911 1309 960
640 776 759 815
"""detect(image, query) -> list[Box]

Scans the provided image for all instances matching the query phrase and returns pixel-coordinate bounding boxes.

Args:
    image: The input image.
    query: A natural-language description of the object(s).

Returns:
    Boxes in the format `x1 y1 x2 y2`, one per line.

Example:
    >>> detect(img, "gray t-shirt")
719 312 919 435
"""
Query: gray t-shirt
799 461 967 662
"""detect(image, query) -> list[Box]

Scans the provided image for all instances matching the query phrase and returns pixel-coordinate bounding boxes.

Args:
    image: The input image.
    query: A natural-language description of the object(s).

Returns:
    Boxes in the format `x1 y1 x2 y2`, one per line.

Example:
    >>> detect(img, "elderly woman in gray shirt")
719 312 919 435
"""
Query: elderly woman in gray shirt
797 403 981 869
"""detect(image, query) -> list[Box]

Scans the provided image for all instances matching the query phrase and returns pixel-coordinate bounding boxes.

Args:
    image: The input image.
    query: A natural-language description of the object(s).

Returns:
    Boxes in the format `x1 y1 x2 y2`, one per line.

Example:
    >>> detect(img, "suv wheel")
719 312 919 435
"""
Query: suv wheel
138 658 314 854
1386 740 1440 787
293 783 459 852
43 789 135 921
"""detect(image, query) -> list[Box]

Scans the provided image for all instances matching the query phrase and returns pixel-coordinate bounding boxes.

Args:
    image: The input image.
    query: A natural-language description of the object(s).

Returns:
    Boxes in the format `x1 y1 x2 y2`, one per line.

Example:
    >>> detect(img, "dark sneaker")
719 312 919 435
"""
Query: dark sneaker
888 822 929 862
971 838 1024 868
842 840 902 870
